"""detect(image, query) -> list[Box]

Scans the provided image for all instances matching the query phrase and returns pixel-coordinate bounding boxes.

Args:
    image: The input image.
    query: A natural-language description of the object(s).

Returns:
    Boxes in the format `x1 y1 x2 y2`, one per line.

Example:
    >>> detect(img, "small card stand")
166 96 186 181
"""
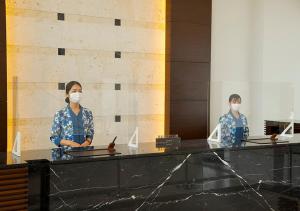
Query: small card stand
208 124 221 142
12 132 21 157
207 124 221 148
128 127 139 148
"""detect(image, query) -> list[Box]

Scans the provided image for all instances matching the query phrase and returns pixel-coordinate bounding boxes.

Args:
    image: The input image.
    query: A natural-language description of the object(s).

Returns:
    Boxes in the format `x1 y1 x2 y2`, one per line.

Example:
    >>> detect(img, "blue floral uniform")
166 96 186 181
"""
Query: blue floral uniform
50 105 94 147
69 106 86 144
219 111 249 147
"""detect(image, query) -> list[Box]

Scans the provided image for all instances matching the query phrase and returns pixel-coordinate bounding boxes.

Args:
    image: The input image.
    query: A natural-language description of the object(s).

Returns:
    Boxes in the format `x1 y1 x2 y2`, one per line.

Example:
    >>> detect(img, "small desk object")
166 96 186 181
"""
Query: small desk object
265 120 300 135
246 137 288 144
64 147 121 157
156 135 181 147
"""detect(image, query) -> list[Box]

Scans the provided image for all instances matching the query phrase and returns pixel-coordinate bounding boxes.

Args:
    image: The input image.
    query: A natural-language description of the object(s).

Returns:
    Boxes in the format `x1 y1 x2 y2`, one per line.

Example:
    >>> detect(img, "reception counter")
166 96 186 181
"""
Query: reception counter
1 137 300 210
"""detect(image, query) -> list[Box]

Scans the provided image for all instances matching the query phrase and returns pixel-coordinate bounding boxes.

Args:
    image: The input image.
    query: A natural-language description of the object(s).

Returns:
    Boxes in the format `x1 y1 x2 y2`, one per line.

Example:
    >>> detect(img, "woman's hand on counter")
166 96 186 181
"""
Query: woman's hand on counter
80 139 91 147
60 140 81 147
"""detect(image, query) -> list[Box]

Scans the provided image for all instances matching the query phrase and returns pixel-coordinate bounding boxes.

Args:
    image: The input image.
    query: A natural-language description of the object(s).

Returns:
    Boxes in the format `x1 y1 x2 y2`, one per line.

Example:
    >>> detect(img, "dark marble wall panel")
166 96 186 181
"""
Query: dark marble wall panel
119 155 186 189
291 145 300 186
38 144 300 210
49 160 118 210
28 160 50 211
228 148 289 184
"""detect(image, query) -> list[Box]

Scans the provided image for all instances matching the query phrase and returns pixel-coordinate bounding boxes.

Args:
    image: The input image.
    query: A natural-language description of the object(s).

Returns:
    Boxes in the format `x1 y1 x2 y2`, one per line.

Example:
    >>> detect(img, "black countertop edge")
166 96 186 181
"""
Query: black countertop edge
40 142 300 165
1 141 300 167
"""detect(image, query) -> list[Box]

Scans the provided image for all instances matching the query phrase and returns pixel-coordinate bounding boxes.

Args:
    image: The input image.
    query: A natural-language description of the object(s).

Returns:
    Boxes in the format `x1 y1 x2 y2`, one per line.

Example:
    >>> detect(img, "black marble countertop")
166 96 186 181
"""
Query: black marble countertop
2 136 300 210
45 136 300 211
1 135 300 167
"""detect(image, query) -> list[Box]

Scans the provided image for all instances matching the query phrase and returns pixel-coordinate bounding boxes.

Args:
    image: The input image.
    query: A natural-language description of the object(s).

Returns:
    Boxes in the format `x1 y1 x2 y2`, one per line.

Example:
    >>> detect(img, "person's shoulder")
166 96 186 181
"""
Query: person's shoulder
240 113 247 120
240 114 248 123
55 107 65 114
53 107 68 123
82 107 93 115
219 113 231 122
55 107 68 116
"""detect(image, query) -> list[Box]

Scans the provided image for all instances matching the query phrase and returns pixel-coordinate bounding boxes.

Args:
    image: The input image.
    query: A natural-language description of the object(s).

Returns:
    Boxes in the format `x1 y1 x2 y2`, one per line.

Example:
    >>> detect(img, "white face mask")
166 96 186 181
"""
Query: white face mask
69 92 82 104
230 103 241 112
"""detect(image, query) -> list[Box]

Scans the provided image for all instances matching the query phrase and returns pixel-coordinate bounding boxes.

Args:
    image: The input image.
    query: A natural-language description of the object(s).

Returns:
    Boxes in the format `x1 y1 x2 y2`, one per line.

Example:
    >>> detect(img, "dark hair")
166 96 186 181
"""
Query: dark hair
229 94 241 102
65 81 82 103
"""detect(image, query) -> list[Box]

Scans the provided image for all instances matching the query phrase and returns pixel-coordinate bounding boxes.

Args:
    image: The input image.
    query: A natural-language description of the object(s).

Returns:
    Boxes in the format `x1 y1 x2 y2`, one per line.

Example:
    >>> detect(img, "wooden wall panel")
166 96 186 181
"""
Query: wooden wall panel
0 0 7 152
0 167 29 211
166 0 212 139
170 62 210 101
166 0 211 24
169 23 211 62
170 101 208 138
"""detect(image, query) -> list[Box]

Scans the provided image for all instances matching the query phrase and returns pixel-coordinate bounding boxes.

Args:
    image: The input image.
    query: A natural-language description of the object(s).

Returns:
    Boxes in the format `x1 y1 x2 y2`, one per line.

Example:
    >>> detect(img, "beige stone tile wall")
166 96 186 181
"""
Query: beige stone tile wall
6 0 165 150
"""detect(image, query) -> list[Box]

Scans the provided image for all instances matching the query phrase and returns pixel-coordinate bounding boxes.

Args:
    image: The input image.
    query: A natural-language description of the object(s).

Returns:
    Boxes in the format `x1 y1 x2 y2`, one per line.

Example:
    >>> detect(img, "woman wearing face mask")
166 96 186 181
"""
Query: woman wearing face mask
219 94 249 147
50 81 94 147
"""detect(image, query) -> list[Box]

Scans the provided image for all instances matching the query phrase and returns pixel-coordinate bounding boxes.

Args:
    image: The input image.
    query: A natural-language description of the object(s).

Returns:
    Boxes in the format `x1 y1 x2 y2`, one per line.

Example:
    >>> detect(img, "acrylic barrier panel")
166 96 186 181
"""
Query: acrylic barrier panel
8 74 165 151
8 78 140 151
125 82 165 146
210 81 295 145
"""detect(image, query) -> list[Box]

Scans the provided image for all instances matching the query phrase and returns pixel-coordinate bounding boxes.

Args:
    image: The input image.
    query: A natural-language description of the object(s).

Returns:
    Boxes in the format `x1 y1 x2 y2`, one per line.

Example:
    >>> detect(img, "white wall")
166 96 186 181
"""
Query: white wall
211 0 300 135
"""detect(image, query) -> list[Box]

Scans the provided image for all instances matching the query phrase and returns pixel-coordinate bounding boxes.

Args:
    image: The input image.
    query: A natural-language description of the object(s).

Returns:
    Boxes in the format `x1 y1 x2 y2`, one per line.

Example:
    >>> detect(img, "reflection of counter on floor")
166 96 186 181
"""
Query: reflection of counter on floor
1 140 300 210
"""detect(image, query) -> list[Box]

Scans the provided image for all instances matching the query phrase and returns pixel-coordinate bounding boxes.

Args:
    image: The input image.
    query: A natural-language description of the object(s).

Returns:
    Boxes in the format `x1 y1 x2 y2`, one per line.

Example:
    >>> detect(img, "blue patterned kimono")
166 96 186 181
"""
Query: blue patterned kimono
50 106 94 146
219 112 249 147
